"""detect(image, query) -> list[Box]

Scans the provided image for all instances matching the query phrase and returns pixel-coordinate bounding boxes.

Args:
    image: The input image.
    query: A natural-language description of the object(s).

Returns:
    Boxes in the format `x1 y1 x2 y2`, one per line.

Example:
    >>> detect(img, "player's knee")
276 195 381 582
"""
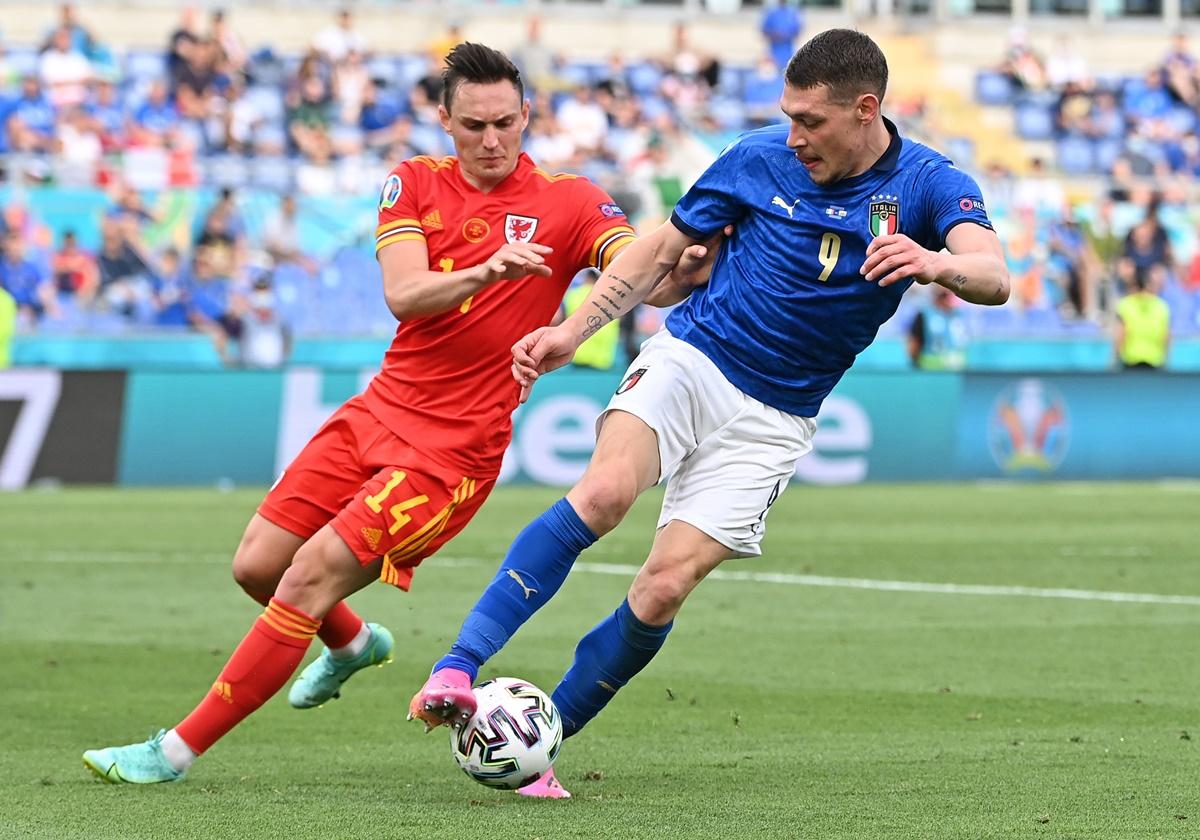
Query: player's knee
629 562 694 625
231 535 280 600
570 471 638 535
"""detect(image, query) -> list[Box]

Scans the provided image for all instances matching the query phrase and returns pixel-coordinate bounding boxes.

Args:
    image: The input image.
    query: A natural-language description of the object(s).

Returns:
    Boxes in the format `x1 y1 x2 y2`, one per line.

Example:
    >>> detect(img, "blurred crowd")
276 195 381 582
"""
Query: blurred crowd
0 3 1197 370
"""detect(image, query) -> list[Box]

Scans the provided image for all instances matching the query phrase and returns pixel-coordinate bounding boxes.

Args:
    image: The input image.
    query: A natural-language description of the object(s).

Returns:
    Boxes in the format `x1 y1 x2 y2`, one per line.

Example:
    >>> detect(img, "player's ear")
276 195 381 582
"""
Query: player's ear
520 99 531 132
438 103 452 134
856 93 880 124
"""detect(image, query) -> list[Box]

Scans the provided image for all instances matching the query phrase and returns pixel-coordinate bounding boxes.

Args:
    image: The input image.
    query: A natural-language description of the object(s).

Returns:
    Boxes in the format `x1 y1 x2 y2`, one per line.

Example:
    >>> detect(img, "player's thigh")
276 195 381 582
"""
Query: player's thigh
332 457 494 592
660 403 815 558
231 513 308 596
628 519 735 625
567 410 660 532
258 399 376 543
573 331 745 527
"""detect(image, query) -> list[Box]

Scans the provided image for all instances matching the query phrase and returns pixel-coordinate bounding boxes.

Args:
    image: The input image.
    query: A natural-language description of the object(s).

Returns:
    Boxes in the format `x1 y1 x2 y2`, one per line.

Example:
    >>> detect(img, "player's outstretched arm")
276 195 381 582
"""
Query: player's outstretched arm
379 238 553 320
642 224 733 308
862 223 1010 306
512 221 698 399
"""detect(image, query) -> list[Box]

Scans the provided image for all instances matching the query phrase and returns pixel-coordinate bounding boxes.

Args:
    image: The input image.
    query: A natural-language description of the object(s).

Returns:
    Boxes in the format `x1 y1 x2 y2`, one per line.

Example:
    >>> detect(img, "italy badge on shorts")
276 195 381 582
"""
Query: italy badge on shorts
868 195 899 237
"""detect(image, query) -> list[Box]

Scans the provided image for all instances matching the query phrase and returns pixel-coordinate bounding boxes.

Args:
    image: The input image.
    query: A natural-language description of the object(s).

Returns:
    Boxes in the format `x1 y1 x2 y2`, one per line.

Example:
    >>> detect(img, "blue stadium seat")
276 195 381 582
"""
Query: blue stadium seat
124 50 167 83
6 46 39 78
945 136 976 170
250 156 294 192
718 64 752 98
204 154 251 189
974 70 1014 106
1093 138 1124 173
626 62 663 96
976 305 1018 333
1015 100 1056 141
244 85 285 124
708 97 748 131
1056 136 1096 175
1022 307 1064 333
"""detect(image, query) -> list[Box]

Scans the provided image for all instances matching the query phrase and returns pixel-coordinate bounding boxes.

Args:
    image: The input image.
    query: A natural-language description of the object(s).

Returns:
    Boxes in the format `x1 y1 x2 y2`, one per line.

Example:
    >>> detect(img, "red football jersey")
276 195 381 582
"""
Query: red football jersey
362 153 635 476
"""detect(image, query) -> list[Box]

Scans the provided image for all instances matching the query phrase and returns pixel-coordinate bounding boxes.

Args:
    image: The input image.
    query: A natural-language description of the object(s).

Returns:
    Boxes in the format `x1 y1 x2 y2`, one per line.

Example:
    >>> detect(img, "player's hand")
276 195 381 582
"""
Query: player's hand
481 243 554 283
511 325 579 403
861 233 941 287
645 224 734 307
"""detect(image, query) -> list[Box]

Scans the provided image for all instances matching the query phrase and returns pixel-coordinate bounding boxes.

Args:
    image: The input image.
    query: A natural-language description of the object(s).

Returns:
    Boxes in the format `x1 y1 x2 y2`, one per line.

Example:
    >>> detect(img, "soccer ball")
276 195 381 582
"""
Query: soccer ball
450 677 563 790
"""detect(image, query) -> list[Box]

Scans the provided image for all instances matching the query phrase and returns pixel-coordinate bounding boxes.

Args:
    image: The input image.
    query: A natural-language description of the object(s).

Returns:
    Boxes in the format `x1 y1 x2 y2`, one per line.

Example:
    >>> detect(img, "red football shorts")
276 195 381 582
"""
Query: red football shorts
258 396 495 591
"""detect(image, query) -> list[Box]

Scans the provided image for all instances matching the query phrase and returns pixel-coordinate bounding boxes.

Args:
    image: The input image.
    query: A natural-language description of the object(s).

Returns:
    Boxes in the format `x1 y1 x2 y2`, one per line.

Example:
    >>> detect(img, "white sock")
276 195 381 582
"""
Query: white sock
161 729 197 772
329 622 371 660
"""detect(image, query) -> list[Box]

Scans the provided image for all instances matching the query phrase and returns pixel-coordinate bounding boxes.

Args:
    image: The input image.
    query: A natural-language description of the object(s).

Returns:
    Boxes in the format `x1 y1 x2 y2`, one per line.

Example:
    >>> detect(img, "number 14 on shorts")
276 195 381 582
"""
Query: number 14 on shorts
364 470 429 535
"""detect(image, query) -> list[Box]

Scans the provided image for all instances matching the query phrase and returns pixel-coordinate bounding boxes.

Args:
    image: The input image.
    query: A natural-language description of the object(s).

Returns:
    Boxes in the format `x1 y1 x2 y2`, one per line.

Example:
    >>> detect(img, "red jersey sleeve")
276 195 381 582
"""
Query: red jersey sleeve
374 160 426 257
566 179 636 273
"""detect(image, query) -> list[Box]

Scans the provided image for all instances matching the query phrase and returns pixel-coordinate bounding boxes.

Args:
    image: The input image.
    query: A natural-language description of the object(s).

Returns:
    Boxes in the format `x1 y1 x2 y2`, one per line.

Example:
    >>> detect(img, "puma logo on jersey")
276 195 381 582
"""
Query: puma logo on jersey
507 570 538 600
772 196 801 218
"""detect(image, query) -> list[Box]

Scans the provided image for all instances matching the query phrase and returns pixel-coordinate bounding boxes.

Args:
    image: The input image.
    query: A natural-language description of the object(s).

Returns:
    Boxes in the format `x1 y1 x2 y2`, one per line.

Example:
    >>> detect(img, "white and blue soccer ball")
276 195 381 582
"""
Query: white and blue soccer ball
450 677 563 790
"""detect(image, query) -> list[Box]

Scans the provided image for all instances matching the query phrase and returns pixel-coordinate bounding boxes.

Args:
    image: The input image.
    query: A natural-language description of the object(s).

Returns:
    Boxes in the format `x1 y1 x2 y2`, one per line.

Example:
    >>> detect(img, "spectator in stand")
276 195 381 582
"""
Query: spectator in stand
43 4 95 58
151 246 191 327
1045 34 1091 92
744 54 786 127
426 22 463 66
0 229 56 324
236 275 291 369
1046 202 1100 319
1006 207 1047 311
287 75 334 162
209 8 247 79
1013 157 1065 219
260 194 315 272
511 16 560 95
130 80 181 147
1115 269 1170 369
313 7 367 64
55 105 103 186
175 37 221 123
197 187 246 279
556 84 609 158
6 75 57 153
86 77 128 151
999 28 1046 92
39 25 92 109
1161 31 1198 106
51 229 99 304
760 0 803 73
334 48 370 127
358 79 401 153
1084 91 1126 141
908 285 968 371
526 111 576 172
1126 68 1173 125
96 215 155 318
1118 212 1174 292
167 7 202 89
185 245 239 363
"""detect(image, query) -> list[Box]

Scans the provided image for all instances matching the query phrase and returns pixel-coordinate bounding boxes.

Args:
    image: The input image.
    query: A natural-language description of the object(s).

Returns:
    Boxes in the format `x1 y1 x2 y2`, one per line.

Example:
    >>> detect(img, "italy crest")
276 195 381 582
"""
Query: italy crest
868 195 899 237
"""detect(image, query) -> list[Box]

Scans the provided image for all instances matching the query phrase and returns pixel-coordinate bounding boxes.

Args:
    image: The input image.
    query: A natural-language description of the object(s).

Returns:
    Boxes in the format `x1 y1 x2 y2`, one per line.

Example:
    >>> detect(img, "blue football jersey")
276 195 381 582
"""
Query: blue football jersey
666 118 992 417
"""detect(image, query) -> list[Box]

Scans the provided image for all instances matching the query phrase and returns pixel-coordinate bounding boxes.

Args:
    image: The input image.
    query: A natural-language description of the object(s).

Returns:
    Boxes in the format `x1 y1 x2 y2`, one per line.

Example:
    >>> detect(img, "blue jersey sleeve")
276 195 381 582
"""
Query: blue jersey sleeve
670 139 750 240
921 162 993 250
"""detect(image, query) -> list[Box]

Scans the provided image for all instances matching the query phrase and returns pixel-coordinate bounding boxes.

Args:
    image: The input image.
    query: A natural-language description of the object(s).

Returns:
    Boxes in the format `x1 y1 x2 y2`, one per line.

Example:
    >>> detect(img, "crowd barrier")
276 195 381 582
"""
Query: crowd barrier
2 366 1197 489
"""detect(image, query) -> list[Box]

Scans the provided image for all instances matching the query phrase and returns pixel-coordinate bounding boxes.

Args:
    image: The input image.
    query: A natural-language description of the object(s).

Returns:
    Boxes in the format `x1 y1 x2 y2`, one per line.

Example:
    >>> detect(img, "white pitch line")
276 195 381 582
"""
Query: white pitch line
7 550 1200 607
569 561 1200 607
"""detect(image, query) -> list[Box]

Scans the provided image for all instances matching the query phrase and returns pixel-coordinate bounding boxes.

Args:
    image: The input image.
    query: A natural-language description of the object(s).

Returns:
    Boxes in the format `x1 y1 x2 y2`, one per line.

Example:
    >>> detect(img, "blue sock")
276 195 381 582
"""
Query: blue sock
551 599 672 738
434 498 596 681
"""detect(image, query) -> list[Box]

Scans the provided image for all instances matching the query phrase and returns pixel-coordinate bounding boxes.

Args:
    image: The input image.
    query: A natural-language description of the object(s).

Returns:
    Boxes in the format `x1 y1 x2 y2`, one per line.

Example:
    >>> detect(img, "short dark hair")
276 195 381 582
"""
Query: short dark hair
442 42 524 112
784 29 888 104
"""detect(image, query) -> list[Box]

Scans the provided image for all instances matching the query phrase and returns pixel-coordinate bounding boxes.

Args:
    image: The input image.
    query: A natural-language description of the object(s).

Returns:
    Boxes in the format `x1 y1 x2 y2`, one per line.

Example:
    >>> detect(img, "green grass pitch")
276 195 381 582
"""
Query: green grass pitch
1 483 1197 839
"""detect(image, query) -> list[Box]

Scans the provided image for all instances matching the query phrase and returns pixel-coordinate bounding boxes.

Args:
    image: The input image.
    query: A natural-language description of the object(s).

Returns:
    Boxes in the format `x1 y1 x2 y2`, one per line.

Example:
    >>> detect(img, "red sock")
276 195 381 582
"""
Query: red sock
175 598 320 755
318 600 365 650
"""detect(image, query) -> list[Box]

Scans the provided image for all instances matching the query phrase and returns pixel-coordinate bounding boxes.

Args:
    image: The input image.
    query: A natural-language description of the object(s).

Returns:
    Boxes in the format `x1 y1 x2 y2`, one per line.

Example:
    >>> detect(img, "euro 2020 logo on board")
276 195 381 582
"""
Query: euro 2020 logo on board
987 378 1070 473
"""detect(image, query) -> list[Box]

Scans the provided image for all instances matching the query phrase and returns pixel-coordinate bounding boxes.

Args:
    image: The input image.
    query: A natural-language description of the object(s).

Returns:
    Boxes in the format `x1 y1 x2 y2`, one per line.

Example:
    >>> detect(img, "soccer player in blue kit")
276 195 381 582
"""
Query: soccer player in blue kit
411 28 1011 797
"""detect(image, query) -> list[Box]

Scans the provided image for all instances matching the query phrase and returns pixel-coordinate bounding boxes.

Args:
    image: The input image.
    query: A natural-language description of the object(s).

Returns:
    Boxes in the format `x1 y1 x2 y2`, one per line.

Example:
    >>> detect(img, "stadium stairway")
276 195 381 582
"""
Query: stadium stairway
876 33 1033 171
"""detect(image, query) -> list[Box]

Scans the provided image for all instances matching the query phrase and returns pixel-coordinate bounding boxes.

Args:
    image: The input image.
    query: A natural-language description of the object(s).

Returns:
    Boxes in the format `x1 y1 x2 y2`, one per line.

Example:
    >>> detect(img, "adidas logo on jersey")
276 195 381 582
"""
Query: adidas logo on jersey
421 209 444 230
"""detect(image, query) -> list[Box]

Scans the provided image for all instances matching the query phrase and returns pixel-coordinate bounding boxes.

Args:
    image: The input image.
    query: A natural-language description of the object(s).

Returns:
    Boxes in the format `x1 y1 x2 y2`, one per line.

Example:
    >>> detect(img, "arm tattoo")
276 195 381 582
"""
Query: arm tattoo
582 314 604 338
950 274 969 289
615 277 634 292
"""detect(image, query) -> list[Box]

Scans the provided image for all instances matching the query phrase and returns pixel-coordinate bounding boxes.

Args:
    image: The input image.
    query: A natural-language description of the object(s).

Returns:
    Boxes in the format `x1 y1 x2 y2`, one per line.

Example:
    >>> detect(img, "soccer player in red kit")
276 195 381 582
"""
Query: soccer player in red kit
82 42 713 785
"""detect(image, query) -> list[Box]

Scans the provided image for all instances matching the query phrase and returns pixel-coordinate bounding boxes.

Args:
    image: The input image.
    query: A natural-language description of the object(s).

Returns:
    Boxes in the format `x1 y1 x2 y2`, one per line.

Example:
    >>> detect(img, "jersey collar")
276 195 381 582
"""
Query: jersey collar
871 117 902 173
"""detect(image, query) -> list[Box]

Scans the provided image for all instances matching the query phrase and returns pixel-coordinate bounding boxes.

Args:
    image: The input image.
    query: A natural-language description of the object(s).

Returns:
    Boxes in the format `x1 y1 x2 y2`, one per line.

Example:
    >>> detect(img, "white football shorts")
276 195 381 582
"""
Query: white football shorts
600 329 816 556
